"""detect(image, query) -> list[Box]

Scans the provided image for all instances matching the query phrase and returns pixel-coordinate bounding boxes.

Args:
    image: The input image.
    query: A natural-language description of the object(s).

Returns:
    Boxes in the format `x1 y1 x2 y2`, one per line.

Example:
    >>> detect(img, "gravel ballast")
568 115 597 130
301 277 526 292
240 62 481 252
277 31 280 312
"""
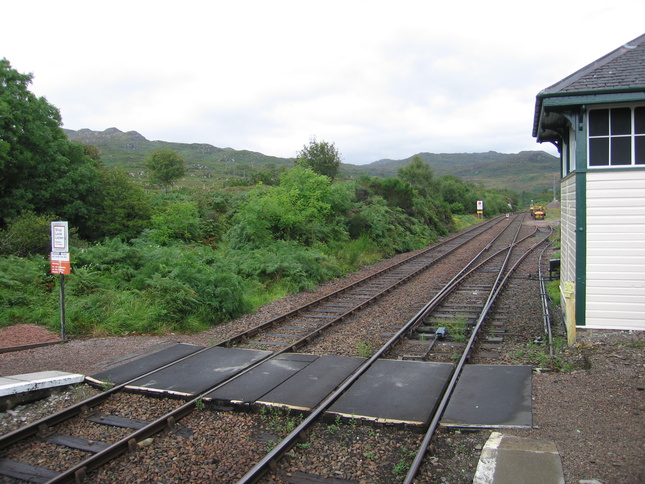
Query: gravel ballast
1 223 644 483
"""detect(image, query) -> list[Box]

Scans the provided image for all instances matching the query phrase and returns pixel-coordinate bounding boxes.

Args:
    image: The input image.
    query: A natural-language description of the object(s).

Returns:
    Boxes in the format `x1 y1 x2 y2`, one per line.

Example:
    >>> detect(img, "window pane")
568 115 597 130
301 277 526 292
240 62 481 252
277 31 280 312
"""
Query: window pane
635 107 645 134
611 108 631 135
589 109 609 136
636 136 645 165
589 138 609 166
610 137 631 165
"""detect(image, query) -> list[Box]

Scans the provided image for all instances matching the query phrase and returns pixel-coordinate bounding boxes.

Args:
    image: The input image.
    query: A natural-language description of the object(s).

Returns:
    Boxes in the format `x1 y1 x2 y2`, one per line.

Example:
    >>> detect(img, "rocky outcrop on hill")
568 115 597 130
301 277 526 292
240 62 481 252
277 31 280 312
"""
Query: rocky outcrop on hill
64 127 148 144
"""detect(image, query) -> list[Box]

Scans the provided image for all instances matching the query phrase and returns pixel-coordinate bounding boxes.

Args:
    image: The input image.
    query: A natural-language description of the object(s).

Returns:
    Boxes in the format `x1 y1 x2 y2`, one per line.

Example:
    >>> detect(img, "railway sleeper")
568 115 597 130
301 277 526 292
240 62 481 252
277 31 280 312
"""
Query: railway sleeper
0 458 61 483
43 433 110 453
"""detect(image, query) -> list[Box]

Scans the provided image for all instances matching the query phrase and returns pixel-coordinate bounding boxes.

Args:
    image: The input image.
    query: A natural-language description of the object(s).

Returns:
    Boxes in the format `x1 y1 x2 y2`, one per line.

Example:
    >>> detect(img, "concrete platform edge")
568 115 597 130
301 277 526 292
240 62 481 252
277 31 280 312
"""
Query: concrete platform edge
473 431 565 484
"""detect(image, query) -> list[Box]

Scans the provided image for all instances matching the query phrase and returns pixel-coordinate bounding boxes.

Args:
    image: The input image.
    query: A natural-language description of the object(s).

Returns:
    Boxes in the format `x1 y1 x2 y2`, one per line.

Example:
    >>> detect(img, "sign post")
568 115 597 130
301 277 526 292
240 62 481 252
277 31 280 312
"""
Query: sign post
50 221 70 340
476 200 484 219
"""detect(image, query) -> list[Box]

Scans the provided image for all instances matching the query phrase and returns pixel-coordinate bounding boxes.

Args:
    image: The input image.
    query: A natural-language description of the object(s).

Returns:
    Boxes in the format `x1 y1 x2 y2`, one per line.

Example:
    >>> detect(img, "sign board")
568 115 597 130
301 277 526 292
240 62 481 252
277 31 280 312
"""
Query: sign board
51 221 69 252
476 200 484 211
50 251 71 275
50 221 71 275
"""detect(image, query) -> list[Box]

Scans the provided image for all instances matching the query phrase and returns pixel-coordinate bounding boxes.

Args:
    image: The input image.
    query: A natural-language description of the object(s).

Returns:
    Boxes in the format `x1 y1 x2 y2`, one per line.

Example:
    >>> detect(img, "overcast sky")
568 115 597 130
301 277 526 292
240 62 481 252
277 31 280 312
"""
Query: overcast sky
3 1 644 165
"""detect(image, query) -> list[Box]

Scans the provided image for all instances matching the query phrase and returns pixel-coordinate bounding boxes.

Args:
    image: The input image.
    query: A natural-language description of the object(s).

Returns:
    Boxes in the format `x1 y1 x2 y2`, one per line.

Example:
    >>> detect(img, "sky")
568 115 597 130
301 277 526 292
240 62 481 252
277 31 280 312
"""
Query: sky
3 1 644 165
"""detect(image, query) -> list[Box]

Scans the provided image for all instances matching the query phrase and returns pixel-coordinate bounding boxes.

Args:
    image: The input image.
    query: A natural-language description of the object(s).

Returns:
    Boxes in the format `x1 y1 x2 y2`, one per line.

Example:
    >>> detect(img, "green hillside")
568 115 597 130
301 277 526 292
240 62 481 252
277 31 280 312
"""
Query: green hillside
358 151 559 193
64 128 294 188
64 128 559 194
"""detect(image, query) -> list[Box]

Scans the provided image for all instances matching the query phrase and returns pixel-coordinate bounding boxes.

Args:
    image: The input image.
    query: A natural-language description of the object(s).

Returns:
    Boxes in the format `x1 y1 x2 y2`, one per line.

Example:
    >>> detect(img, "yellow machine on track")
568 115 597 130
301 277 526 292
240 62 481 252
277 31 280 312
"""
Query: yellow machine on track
530 205 546 220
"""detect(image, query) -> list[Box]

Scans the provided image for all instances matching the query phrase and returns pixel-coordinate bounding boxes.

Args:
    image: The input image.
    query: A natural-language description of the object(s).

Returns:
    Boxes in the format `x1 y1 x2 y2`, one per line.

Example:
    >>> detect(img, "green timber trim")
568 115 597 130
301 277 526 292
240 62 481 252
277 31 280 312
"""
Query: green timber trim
541 90 645 108
574 114 587 327
575 172 587 327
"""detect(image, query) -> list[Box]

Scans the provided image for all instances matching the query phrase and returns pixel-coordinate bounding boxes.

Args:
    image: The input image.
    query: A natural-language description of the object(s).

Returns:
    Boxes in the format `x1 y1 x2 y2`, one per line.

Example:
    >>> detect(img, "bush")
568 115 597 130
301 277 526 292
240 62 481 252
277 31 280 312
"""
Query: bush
233 240 339 293
0 255 57 328
62 239 254 335
148 201 203 244
0 212 54 257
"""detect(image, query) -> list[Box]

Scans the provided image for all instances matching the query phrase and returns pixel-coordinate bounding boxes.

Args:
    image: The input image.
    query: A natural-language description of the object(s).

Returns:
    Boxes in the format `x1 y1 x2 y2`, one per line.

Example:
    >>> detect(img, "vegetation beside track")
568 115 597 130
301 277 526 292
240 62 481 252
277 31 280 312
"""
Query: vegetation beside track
1 59 518 337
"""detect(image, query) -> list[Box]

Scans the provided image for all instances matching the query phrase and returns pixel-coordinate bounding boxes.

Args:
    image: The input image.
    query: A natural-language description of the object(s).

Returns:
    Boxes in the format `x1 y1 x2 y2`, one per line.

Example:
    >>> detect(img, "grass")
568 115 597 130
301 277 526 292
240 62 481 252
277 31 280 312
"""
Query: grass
356 341 373 358
546 280 561 305
259 406 303 435
514 337 577 372
428 315 470 342
326 415 343 435
392 446 416 477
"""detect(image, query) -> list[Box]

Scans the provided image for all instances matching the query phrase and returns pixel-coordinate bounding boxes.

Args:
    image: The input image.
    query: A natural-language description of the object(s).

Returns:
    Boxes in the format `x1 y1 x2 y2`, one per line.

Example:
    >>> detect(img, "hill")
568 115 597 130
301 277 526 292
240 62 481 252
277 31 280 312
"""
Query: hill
359 151 559 193
64 128 294 188
64 128 559 194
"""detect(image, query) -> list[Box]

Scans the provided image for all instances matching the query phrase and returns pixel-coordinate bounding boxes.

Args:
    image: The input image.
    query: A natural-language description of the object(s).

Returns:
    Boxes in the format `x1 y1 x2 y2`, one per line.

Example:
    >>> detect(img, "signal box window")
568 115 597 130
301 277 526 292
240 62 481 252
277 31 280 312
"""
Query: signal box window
589 106 645 166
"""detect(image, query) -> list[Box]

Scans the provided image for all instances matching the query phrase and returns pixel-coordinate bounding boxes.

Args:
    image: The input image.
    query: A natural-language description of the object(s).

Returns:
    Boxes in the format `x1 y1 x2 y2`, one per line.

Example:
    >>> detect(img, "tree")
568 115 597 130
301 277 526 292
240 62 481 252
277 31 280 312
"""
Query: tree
227 167 342 249
0 58 102 233
295 137 341 181
87 167 153 240
398 155 436 197
144 148 186 191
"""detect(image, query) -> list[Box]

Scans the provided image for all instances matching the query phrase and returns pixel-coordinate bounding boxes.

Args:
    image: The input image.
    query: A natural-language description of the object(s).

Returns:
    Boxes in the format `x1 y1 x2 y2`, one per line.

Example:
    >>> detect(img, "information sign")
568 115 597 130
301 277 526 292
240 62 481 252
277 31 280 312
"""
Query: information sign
51 221 69 252
50 251 71 275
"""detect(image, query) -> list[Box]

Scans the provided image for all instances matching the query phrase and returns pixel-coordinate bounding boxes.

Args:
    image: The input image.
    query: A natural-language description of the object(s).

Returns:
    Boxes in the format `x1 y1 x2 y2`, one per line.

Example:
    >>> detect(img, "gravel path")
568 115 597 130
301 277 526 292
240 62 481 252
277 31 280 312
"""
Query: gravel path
1 222 644 483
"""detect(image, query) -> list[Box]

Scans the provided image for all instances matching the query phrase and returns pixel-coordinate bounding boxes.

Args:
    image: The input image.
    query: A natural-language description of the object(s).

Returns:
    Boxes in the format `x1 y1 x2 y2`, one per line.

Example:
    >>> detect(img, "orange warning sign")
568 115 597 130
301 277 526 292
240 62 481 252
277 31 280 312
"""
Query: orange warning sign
50 252 71 275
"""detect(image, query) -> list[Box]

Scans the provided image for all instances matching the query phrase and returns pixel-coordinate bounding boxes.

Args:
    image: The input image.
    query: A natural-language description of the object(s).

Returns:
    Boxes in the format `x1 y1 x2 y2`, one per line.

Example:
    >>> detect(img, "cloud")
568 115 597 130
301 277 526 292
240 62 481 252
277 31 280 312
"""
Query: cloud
3 0 645 164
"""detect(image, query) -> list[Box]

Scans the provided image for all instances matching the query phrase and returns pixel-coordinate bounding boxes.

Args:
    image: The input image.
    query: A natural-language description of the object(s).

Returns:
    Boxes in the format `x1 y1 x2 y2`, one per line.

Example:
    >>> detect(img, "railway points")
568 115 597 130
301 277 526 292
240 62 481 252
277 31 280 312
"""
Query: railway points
0 213 566 483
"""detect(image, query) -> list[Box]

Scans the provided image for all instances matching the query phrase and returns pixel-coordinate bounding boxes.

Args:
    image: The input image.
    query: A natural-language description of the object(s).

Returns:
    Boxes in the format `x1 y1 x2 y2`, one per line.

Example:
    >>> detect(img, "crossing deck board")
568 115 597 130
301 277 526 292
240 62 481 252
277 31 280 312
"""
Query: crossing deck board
257 355 365 411
87 343 204 386
205 353 319 404
125 347 272 397
441 364 532 428
328 360 454 425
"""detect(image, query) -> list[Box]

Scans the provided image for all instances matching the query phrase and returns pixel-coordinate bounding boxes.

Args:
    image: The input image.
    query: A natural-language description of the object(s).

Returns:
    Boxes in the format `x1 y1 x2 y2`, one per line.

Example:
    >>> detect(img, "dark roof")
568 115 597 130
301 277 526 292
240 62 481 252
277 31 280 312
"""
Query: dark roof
533 34 645 141
540 34 645 96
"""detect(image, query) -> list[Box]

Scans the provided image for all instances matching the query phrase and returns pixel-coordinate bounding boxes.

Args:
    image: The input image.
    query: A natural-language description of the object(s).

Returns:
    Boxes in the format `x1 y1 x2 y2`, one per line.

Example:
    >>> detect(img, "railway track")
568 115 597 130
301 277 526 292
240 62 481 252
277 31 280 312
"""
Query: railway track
216 215 505 353
0 215 554 483
237 212 552 483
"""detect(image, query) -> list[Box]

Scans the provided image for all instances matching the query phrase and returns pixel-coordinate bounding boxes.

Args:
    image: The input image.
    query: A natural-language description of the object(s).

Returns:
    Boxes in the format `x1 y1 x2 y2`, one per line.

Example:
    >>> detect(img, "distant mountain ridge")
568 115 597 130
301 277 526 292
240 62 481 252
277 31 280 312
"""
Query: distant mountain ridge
64 127 559 194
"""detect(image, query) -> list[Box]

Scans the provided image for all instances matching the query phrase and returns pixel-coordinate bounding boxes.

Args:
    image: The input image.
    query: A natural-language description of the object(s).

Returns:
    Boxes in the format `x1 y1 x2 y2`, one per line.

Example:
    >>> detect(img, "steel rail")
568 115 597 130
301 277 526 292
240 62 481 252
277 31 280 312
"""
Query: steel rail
0 340 66 355
0 342 213 452
236 215 531 483
50 228 510 483
217 216 505 347
403 223 553 484
538 240 555 360
0 217 504 483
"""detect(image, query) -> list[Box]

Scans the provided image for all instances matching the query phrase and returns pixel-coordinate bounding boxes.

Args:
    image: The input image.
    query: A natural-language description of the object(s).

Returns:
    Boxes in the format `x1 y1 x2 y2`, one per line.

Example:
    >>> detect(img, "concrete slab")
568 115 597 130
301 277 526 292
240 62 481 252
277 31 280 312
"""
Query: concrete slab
257 355 364 411
328 359 454 425
0 371 84 397
204 353 319 404
473 432 564 484
442 365 532 428
87 343 205 386
126 346 272 397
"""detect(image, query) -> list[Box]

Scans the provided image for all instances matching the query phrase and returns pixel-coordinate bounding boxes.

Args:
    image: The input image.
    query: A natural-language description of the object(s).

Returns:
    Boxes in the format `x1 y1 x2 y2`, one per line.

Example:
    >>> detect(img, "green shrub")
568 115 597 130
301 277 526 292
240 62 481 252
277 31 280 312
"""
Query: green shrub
234 241 338 293
0 255 58 328
333 235 381 273
0 212 54 257
148 201 203 244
